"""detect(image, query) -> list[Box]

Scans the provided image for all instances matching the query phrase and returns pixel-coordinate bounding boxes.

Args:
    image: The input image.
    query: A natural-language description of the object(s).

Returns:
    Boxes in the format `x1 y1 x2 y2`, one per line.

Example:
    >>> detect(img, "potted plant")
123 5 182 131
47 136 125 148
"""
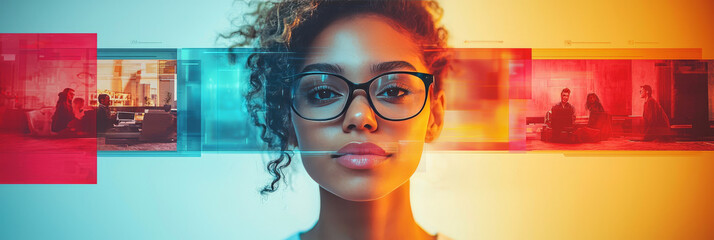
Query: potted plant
163 92 172 112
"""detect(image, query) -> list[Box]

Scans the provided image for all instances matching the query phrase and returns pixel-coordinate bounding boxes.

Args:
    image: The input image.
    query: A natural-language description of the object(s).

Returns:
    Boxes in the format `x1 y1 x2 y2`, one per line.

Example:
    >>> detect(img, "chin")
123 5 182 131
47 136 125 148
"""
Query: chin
325 183 396 202
302 145 423 202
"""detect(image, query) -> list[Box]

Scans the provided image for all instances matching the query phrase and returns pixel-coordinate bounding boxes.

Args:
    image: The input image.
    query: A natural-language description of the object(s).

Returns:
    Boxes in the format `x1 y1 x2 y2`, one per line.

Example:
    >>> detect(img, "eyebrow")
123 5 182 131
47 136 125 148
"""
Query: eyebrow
302 61 417 74
301 63 343 73
371 61 417 73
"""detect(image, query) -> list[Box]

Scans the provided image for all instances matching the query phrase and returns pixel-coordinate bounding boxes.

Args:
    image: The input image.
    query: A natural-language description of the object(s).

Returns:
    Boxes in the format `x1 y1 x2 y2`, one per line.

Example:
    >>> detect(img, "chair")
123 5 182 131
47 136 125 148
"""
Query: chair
139 110 175 142
25 107 56 136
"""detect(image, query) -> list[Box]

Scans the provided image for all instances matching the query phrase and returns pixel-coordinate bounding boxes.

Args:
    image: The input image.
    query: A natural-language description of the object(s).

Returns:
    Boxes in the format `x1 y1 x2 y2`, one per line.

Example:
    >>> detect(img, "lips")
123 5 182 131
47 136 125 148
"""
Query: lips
332 142 392 170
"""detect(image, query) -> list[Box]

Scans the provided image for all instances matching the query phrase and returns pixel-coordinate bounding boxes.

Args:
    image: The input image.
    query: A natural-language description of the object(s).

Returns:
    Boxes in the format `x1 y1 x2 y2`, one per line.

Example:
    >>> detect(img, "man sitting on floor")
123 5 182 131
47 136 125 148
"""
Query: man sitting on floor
546 88 576 143
96 94 117 133
640 85 673 142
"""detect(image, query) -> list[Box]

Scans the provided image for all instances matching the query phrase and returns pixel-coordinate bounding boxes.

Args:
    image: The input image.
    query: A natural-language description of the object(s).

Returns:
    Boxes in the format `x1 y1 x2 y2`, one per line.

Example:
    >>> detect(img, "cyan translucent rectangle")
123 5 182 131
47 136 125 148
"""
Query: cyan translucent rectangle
97 48 177 60
96 48 199 157
179 48 264 153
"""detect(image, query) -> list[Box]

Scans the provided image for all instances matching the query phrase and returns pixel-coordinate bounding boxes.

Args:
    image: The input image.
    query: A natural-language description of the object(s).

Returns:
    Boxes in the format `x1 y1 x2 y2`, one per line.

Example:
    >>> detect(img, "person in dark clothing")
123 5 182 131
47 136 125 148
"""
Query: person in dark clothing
585 93 607 130
575 93 610 142
551 88 576 126
548 88 576 142
51 88 75 133
585 93 604 114
96 94 116 133
65 98 97 136
640 85 673 142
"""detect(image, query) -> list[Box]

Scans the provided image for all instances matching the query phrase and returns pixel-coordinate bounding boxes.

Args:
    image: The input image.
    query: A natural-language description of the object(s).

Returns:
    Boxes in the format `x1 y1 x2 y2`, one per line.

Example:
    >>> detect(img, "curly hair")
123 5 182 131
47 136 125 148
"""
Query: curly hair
222 0 450 194
585 93 604 112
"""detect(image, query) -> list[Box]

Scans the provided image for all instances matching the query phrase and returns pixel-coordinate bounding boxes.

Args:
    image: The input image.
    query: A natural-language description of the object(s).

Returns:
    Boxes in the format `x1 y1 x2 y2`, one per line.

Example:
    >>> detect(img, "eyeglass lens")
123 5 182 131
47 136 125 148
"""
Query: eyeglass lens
293 73 427 120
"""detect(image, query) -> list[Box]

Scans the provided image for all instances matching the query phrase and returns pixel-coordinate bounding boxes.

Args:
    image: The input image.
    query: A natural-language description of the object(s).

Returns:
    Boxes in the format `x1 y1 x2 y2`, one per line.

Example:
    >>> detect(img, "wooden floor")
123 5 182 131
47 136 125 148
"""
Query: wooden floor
527 136 714 151
0 132 176 152
0 133 97 183
97 137 177 151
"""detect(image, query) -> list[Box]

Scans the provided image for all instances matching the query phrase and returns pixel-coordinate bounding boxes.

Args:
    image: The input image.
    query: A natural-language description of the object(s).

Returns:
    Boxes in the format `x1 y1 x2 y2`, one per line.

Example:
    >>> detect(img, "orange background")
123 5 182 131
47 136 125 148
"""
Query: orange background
441 0 714 58
415 0 714 239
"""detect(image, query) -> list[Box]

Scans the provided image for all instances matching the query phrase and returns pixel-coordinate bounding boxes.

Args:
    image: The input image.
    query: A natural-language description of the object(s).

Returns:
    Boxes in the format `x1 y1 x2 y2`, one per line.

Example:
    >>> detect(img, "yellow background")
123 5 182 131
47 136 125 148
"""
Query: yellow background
419 1 714 239
442 0 714 58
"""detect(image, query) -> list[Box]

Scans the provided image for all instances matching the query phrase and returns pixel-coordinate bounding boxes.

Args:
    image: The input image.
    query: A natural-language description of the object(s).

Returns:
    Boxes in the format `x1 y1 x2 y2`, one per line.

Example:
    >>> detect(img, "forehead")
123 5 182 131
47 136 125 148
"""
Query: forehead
302 15 426 78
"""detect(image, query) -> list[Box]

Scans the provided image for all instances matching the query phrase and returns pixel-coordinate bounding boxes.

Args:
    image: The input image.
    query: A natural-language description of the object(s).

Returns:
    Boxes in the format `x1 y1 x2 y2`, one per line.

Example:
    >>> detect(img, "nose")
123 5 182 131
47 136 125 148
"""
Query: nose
342 91 378 133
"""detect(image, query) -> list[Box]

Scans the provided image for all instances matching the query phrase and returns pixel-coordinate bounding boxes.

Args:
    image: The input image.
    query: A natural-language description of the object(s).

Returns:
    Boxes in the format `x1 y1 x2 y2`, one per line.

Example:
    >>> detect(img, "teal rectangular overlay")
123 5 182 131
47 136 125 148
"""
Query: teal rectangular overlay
97 49 201 157
179 48 262 152
95 48 267 156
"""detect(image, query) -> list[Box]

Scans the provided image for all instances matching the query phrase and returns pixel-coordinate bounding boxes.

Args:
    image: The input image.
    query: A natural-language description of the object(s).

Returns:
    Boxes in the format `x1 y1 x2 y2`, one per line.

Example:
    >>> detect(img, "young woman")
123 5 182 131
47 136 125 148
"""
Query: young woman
585 93 604 114
65 97 91 135
226 1 450 239
575 93 608 142
72 98 86 120
51 88 75 133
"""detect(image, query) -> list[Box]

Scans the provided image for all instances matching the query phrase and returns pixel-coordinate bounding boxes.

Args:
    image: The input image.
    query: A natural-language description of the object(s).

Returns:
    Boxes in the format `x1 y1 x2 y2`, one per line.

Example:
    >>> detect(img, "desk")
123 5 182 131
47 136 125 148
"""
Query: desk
104 123 141 144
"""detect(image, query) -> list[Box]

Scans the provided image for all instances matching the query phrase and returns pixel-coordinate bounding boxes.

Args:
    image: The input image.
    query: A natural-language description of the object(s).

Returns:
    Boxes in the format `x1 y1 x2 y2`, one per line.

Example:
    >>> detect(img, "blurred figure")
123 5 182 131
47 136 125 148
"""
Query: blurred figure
585 93 604 113
51 88 74 133
640 85 673 142
575 93 610 142
551 88 576 125
72 98 86 120
66 98 92 135
546 88 576 142
96 94 116 133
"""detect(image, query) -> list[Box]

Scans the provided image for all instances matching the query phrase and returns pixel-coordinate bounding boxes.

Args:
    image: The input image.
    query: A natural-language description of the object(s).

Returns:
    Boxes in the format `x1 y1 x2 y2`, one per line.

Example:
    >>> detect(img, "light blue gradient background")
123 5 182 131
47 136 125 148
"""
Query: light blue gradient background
0 0 241 48
1 1 318 239
178 48 262 151
0 154 320 239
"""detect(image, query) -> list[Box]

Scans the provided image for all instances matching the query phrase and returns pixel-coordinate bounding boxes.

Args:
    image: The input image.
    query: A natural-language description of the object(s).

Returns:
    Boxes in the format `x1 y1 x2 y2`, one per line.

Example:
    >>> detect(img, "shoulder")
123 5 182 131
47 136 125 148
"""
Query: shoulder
436 233 453 240
284 232 301 240
644 98 658 107
285 232 449 240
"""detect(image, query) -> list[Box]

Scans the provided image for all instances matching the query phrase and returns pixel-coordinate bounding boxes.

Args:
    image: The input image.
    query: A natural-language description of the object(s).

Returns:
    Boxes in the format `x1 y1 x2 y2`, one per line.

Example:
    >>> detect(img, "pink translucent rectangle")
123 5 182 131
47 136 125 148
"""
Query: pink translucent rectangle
0 34 97 184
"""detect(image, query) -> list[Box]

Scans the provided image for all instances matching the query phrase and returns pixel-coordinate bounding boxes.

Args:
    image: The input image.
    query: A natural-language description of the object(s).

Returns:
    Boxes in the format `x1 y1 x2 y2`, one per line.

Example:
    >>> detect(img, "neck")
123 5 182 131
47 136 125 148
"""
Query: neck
303 181 431 240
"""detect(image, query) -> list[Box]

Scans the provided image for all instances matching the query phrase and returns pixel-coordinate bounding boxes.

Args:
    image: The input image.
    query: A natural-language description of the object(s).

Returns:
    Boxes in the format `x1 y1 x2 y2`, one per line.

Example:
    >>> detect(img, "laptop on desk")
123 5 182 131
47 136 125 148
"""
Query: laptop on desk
116 111 135 122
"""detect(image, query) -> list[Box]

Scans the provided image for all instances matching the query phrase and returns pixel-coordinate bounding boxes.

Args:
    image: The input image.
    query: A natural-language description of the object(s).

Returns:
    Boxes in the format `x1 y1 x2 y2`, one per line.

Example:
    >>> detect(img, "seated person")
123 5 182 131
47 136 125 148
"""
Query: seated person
574 93 610 143
96 94 117 133
66 98 96 136
545 88 576 143
51 88 75 133
72 98 86 120
640 85 673 142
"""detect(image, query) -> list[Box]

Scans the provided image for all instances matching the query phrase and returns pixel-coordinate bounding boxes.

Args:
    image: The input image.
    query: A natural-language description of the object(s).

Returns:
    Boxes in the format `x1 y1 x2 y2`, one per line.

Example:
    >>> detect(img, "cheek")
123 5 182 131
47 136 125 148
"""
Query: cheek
386 110 430 167
291 109 431 200
291 113 341 151
379 114 430 145
290 110 431 150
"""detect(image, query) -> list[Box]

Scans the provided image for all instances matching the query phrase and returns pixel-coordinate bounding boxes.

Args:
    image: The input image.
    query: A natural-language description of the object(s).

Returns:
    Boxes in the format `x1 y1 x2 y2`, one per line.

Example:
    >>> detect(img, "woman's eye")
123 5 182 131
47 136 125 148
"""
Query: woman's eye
309 89 341 100
379 87 408 98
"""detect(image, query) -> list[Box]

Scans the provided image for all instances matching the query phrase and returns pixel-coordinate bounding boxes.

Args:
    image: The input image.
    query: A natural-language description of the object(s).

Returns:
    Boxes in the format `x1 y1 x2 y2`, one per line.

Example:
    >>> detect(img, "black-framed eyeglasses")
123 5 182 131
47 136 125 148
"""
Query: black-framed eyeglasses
289 71 434 121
